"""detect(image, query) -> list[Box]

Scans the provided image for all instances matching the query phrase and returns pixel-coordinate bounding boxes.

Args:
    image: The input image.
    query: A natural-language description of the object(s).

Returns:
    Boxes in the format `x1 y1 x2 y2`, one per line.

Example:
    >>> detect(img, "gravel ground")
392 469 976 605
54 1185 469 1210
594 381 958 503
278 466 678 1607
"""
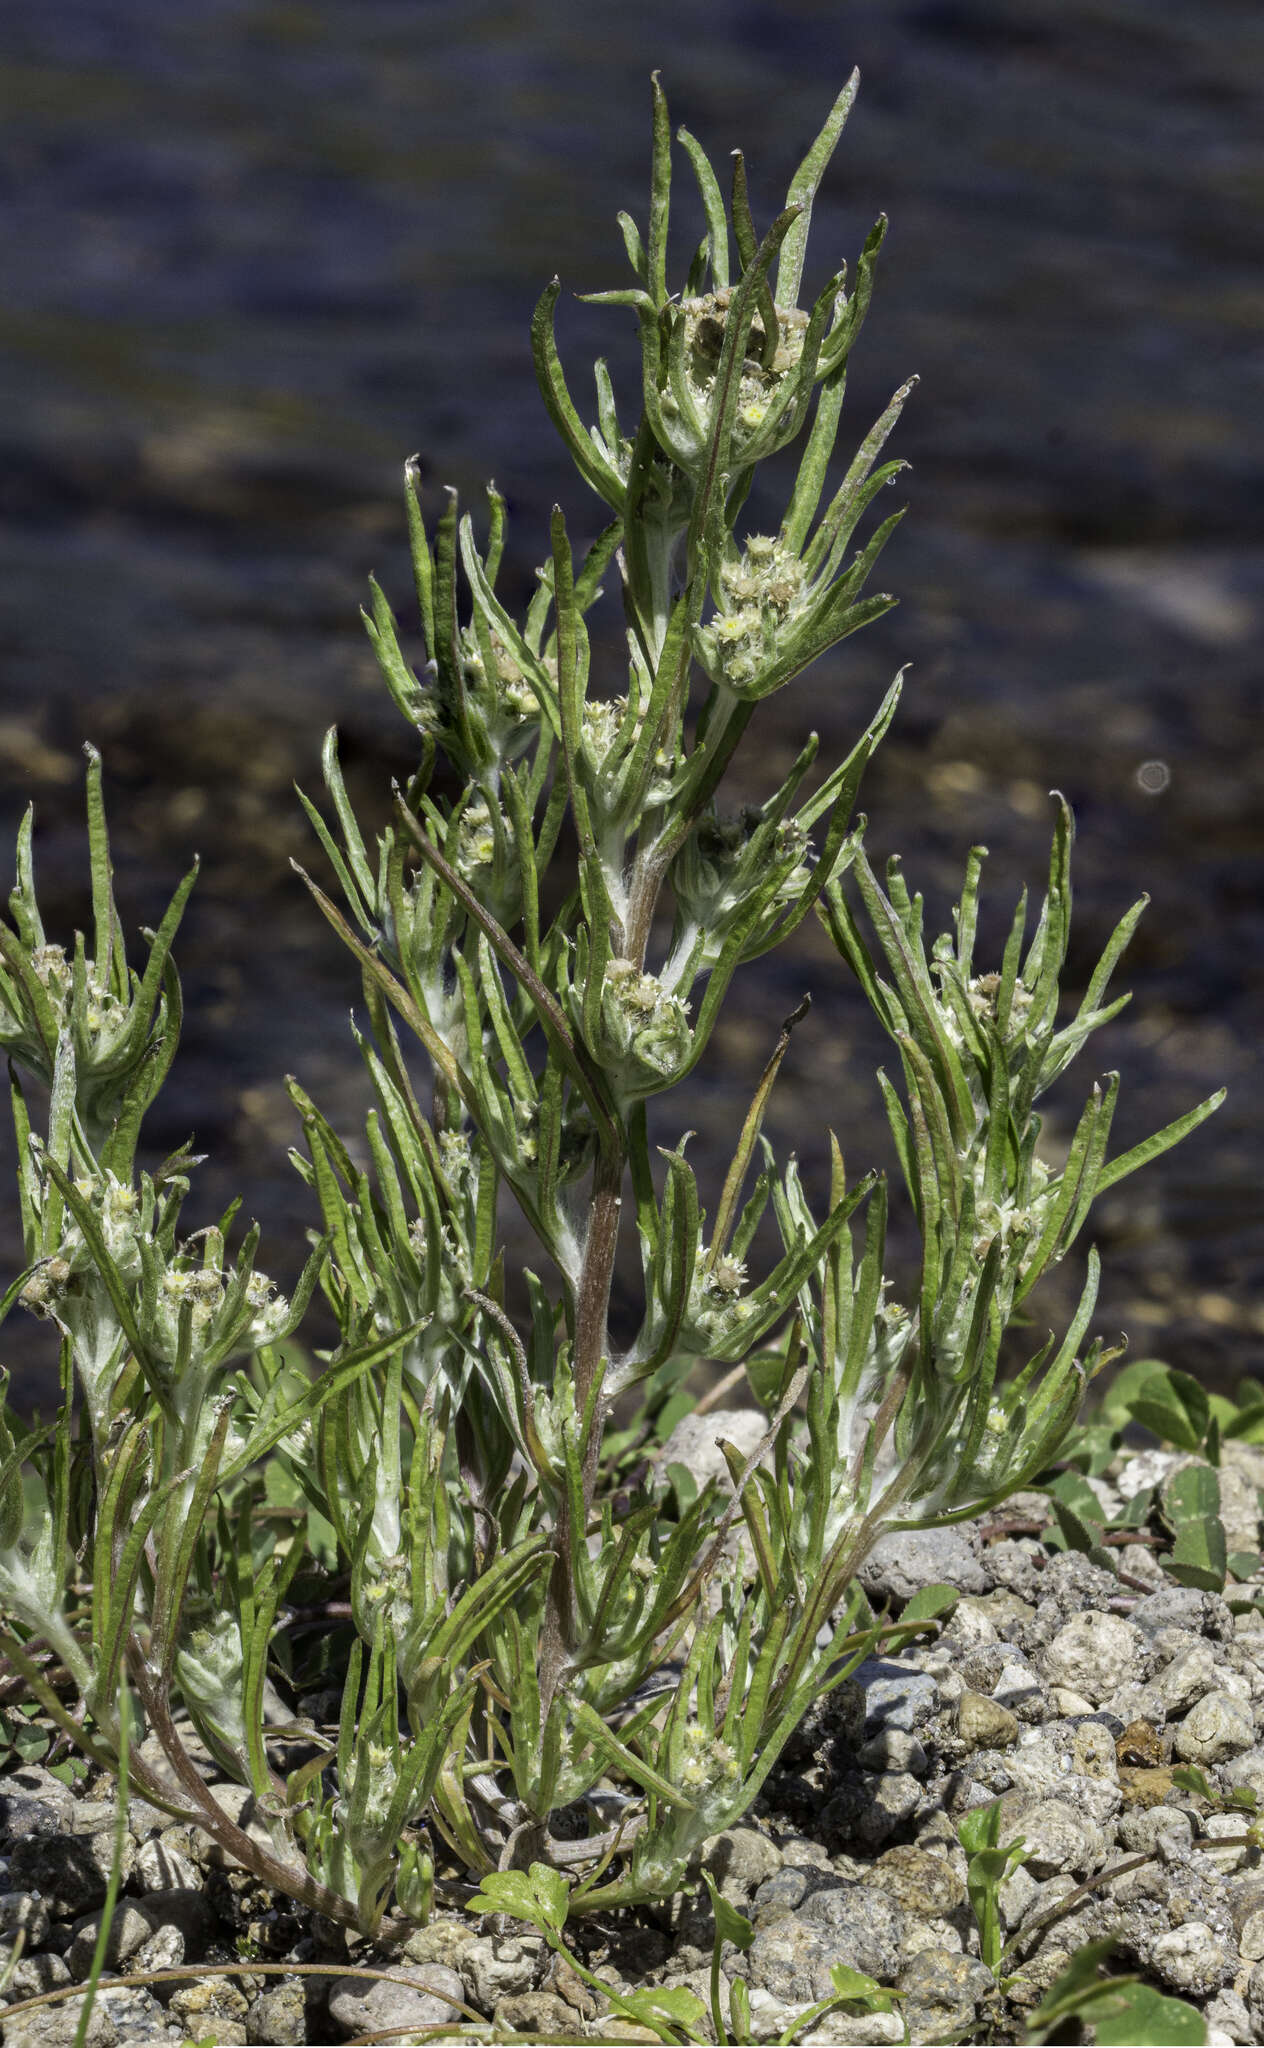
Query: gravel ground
6 1418 1264 2045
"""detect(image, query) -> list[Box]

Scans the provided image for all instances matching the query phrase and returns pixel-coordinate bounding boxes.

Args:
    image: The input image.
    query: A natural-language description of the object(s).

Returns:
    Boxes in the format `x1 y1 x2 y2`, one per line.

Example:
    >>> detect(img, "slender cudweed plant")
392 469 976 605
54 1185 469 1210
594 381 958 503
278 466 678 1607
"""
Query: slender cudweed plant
0 75 1222 1943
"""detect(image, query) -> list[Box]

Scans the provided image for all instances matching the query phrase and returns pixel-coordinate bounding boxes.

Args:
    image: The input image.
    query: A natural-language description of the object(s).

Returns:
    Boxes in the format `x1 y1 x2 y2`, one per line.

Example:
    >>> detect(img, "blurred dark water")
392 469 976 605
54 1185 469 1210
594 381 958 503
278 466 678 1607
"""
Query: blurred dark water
1 0 1260 1413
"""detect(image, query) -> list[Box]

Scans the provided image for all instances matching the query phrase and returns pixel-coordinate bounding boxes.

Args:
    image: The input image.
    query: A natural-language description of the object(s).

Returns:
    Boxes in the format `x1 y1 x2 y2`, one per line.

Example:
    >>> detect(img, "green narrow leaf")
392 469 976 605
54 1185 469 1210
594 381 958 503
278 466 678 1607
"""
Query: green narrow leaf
646 72 672 305
776 70 860 308
819 212 887 377
1096 1089 1226 1195
531 281 629 511
677 127 729 288
707 997 809 1271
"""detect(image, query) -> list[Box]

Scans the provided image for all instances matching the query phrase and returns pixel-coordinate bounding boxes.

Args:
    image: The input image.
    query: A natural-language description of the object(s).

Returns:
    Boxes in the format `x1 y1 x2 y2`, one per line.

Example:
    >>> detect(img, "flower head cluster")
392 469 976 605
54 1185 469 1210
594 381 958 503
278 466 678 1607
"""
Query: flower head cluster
174 1607 246 1757
681 807 814 929
453 797 496 877
153 1261 289 1365
0 943 129 1059
357 1548 414 1651
596 956 693 1096
933 964 1038 1052
676 1716 741 1796
21 1170 147 1305
700 535 813 691
684 1248 759 1350
674 290 811 456
460 625 555 744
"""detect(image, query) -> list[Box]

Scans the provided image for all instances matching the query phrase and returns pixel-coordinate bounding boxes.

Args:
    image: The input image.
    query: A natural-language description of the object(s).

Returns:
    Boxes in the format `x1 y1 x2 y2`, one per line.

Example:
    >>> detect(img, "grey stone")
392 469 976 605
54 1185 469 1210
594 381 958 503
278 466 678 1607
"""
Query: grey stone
1102 1680 1168 1727
855 1727 928 1775
193 1781 285 1868
8 1829 130 1919
957 1689 1019 1752
993 1659 1047 1723
820 1770 921 1851
1173 1690 1255 1765
65 1899 157 1982
1201 1811 1255 1874
132 1885 217 1960
897 1948 993 2039
132 1831 199 1891
852 1659 938 1735
493 1990 585 2037
0 1766 76 1833
1205 1987 1253 2044
72 1990 170 2045
1060 1768 1122 1831
1221 1872 1264 1942
995 1733 1067 1804
1071 1719 1119 1784
63 1800 122 1837
959 1642 1012 1694
0 1943 71 1998
329 1959 466 2039
748 1890 904 2005
653 1406 767 1489
798 1883 906 1980
169 1974 250 2041
1117 1803 1194 1854
1221 1746 1264 1801
1039 1612 1146 1705
997 1863 1040 1933
745 1918 844 2007
1085 1474 1123 1520
865 1844 966 1920
1034 1552 1121 1620
134 1724 218 1783
1013 1797 1104 1878
1131 1587 1234 1641
946 1755 1016 1816
402 1915 481 1969
132 1917 186 1975
246 1982 308 2045
547 1951 600 2021
1148 1921 1232 1997
795 2012 904 2045
776 1678 866 1771
122 1794 177 1839
0 1890 51 1947
1117 1542 1170 1590
857 1528 988 1607
998 1734 1121 1829
815 2015 901 2048
983 1542 1043 1602
0 2006 117 2048
1214 1465 1261 1555
0 1796 65 1851
943 1599 999 1652
777 1834 834 1871
753 1866 815 1922
1248 1959 1264 2041
975 1588 1039 1639
1156 1639 1223 1711
696 1825 782 1904
459 1933 544 2007
1116 1448 1188 1500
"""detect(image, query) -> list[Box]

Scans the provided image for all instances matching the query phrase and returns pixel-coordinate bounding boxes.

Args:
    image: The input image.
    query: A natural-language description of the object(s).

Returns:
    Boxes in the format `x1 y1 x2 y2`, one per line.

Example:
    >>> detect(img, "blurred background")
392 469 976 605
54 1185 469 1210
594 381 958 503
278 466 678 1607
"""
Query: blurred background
1 0 1260 1416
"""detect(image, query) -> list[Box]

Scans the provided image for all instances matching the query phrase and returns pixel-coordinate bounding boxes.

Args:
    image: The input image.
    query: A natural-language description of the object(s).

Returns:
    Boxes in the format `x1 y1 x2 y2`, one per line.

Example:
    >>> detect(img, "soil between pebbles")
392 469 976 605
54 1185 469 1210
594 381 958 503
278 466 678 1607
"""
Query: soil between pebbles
7 1419 1264 2046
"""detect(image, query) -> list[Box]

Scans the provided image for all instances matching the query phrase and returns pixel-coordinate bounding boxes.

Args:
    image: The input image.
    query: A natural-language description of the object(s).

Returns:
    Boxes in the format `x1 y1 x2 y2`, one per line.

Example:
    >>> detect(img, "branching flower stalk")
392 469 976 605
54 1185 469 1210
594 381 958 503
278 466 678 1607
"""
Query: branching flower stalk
0 73 1223 1942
